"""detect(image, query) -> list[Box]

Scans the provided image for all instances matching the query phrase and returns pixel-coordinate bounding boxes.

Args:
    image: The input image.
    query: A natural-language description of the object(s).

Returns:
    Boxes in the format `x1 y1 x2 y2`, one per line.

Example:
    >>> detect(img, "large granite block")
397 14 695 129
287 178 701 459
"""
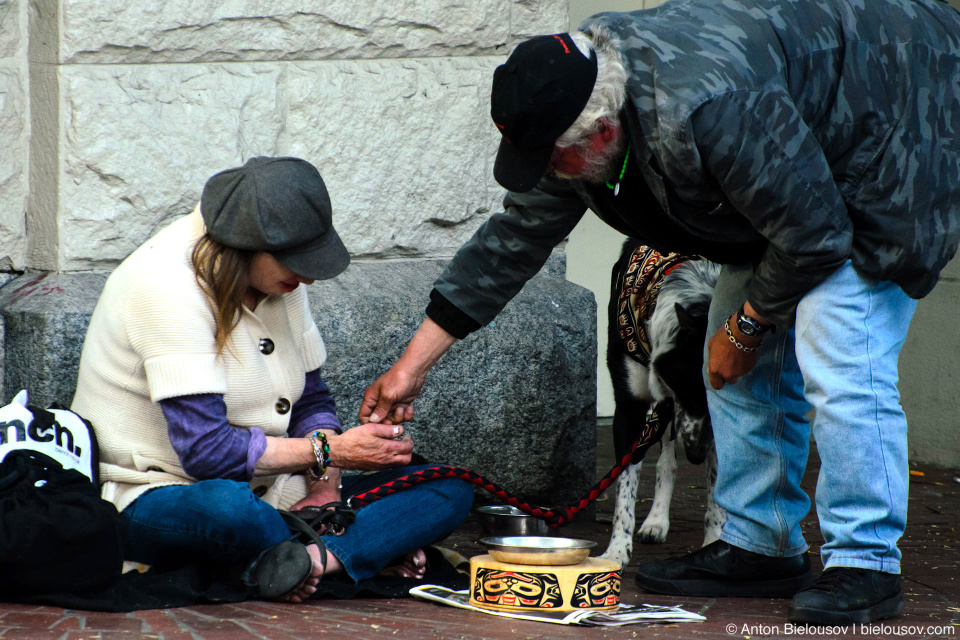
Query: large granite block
0 262 598 504
0 272 106 408
311 258 597 505
60 58 505 269
0 271 10 397
60 0 566 64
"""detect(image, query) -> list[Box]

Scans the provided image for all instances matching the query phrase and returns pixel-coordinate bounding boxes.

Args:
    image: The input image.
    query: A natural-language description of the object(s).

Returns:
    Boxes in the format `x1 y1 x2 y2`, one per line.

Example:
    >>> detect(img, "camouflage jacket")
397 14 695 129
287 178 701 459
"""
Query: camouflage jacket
433 0 960 329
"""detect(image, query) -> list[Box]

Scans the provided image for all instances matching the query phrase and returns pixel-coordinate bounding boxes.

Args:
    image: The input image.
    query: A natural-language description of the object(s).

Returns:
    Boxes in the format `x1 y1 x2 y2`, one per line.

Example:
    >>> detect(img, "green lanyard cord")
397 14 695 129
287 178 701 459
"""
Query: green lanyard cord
606 144 631 193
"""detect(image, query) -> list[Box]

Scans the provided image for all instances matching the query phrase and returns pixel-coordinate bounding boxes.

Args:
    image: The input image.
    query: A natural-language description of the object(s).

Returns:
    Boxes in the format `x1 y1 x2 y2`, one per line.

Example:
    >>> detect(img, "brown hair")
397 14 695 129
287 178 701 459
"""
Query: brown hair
191 233 255 354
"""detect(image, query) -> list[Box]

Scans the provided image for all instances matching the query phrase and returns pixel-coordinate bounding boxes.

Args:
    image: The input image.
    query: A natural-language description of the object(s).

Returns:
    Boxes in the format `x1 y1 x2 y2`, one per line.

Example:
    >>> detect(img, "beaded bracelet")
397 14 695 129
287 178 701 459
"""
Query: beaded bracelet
724 318 760 353
308 430 332 481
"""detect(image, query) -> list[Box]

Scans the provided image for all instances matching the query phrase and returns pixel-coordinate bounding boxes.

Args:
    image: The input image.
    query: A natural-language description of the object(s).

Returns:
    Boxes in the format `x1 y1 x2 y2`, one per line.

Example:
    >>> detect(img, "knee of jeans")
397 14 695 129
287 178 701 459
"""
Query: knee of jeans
187 479 278 530
427 480 474 530
439 477 474 504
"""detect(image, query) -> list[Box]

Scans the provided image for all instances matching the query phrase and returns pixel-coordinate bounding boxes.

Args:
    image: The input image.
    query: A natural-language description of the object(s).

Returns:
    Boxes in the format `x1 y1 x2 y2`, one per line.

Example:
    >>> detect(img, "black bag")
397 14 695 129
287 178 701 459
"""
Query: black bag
0 391 126 599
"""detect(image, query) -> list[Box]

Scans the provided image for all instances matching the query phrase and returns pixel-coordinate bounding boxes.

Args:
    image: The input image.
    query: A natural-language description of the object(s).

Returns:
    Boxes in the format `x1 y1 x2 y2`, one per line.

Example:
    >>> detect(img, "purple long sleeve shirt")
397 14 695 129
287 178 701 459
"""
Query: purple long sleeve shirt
159 368 342 481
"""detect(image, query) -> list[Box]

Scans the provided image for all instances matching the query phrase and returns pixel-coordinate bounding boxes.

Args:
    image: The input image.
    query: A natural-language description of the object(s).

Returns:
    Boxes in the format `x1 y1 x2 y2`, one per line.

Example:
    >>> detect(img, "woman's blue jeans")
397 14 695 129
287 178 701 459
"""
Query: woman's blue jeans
707 262 916 573
122 465 473 582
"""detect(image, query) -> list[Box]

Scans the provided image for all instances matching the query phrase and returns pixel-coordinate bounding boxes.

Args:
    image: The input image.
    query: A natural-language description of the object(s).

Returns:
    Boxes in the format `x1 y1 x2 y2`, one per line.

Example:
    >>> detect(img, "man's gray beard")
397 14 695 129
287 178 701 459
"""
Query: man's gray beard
554 133 627 184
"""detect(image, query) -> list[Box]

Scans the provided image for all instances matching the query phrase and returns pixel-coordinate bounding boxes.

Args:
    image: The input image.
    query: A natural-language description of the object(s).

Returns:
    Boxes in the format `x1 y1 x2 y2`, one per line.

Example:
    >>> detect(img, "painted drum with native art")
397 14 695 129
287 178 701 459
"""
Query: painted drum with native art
469 555 621 612
571 571 622 609
473 568 563 609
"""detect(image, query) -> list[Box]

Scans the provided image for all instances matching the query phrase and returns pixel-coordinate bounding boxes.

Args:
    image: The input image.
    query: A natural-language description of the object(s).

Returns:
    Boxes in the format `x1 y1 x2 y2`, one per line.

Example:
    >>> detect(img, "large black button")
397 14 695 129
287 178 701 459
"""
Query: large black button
275 398 291 414
259 338 275 355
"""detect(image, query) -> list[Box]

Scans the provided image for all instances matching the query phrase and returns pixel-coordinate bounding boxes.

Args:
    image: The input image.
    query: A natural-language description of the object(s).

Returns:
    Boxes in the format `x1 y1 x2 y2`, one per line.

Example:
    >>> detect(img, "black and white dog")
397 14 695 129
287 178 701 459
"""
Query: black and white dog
599 241 726 568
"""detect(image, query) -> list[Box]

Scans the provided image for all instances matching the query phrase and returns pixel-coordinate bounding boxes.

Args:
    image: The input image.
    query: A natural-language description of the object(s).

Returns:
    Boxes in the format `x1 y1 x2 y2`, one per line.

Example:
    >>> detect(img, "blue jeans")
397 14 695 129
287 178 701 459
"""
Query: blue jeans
707 262 916 573
122 465 473 582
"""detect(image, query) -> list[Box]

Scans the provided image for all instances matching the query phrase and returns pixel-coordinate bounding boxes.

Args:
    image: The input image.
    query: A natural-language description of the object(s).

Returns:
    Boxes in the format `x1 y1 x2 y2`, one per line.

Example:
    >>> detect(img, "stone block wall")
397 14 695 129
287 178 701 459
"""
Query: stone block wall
22 0 566 270
0 0 27 270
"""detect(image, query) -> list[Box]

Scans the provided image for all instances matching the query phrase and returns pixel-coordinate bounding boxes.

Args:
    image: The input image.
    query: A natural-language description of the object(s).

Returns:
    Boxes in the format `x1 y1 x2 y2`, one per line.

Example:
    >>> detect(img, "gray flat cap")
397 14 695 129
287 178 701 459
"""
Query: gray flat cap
200 156 350 280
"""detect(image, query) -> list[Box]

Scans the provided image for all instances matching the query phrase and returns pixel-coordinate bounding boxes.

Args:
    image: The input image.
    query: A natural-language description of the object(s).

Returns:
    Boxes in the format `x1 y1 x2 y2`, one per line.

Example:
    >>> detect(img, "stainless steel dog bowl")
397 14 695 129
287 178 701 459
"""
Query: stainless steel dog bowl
480 536 597 566
476 505 551 537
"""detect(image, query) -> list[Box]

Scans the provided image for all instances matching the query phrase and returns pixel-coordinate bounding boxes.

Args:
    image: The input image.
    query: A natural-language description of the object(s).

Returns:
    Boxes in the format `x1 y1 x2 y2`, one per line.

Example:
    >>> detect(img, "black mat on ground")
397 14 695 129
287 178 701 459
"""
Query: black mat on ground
312 545 468 599
12 545 466 612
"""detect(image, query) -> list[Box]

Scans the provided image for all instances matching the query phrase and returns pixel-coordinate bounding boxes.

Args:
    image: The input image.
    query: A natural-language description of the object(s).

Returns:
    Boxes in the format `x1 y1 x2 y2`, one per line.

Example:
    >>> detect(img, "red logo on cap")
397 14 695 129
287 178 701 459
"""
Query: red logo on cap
553 34 571 53
494 121 512 144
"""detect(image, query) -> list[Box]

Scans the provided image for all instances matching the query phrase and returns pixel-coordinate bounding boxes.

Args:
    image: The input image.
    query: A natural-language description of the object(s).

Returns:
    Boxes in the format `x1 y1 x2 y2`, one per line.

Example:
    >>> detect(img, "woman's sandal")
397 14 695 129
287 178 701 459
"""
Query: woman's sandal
241 502 356 600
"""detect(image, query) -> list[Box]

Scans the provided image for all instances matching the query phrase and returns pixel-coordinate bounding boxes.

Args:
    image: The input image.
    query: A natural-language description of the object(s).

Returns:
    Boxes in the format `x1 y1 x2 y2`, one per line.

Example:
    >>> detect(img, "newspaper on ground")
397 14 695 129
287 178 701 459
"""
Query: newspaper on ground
409 585 707 627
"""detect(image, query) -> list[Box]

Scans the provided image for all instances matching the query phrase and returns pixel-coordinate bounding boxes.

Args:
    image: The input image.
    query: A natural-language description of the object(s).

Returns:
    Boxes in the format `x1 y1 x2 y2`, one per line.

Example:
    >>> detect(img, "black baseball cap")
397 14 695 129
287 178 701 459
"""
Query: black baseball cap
200 156 350 280
491 33 598 192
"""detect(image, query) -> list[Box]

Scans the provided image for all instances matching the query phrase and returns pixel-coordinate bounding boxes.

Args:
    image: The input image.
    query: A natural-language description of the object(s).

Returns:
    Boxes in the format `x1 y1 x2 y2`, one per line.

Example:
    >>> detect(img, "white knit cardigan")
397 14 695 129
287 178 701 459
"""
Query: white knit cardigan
71 206 327 512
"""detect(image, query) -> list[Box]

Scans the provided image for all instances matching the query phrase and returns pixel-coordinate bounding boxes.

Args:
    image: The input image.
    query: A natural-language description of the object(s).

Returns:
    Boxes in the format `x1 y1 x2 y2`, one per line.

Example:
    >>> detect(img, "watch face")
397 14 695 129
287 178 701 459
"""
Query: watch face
737 315 763 337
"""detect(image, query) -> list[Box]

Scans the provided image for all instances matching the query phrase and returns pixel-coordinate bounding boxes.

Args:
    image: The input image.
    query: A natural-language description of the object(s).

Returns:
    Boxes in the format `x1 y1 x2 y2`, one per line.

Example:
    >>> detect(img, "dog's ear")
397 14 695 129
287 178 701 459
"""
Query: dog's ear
653 351 686 397
674 302 699 330
674 302 710 337
653 350 709 418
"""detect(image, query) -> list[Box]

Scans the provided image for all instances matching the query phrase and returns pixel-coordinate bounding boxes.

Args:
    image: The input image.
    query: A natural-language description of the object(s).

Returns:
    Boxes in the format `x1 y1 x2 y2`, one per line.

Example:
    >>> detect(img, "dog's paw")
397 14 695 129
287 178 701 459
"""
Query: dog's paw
703 507 726 546
599 548 632 568
638 522 669 544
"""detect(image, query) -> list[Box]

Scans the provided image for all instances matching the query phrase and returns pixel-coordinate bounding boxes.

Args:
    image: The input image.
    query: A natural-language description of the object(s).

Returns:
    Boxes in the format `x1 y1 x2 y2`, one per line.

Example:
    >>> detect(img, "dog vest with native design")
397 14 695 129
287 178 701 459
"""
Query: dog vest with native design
616 245 699 367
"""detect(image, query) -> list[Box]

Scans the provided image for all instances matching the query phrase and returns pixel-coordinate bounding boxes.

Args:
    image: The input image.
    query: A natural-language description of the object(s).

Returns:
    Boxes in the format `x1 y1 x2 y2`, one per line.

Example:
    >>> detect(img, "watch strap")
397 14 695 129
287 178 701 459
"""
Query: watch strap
736 305 773 337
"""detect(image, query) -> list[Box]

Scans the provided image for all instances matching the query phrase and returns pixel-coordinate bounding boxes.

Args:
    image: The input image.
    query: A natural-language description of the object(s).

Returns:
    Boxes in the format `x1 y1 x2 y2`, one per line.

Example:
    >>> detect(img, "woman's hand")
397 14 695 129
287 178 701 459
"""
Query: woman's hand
327 424 414 471
255 425 412 477
706 313 762 389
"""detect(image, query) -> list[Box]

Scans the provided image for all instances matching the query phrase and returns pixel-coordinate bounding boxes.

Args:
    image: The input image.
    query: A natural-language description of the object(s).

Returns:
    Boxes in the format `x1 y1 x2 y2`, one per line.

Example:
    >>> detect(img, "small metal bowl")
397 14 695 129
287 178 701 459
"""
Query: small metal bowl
480 536 597 566
476 505 551 537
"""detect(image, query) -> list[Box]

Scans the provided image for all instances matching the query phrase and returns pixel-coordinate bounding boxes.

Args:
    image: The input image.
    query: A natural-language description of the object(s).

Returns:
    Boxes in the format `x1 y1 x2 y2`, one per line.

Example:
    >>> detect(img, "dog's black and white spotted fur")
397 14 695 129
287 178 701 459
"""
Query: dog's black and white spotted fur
599 240 726 569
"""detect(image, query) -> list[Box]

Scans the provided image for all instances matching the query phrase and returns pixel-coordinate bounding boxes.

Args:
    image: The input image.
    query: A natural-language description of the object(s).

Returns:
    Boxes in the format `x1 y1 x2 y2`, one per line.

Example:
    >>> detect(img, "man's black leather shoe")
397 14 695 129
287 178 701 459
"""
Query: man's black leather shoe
634 540 814 597
788 567 904 625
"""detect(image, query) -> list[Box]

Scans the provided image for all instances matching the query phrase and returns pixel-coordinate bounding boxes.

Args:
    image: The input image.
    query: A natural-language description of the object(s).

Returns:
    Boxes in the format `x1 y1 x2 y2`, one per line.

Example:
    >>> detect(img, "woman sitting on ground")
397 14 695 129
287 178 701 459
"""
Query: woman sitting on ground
71 156 473 603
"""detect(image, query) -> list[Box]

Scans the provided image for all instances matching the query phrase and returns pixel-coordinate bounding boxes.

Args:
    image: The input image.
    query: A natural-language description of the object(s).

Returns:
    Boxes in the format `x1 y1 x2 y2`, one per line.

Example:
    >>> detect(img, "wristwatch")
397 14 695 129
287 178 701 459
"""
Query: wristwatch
735 305 773 338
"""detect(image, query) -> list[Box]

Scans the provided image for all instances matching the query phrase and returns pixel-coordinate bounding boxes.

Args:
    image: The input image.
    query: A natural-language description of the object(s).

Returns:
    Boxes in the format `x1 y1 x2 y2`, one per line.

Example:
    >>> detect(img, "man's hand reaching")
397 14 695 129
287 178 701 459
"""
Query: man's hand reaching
358 317 457 424
359 367 422 425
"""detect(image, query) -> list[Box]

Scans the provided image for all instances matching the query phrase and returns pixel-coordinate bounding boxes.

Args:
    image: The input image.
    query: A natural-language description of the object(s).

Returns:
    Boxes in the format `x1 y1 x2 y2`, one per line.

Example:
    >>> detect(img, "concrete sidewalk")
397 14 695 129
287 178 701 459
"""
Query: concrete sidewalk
1 438 957 640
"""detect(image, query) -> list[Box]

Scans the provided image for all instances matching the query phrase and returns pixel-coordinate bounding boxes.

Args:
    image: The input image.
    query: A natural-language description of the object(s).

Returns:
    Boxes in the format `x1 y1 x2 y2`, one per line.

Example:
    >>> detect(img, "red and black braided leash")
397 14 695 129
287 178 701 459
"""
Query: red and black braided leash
348 401 674 528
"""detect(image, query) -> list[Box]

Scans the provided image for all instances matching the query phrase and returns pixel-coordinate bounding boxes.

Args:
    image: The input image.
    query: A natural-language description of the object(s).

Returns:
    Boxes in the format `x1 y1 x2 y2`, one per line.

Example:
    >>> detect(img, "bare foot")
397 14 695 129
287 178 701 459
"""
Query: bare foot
280 544 343 603
378 549 427 579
